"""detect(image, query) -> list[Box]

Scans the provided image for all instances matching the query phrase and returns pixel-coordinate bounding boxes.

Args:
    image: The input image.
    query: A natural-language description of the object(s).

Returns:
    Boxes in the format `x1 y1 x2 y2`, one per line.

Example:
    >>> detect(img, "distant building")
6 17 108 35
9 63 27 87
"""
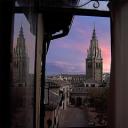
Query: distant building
13 25 29 86
11 26 34 128
70 87 88 106
44 78 71 128
86 26 103 83
58 74 85 87
84 80 99 87
45 78 70 110
44 90 61 128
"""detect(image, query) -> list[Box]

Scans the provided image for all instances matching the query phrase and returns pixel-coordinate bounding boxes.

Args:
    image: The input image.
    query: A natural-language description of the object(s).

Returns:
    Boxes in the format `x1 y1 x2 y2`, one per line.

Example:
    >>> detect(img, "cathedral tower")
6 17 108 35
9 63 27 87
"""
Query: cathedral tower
13 25 29 86
86 26 103 83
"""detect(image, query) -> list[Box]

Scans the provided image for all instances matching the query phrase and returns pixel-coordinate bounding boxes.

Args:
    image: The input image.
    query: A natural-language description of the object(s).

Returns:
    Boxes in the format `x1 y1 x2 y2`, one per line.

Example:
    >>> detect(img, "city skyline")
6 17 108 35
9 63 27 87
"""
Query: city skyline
46 16 111 75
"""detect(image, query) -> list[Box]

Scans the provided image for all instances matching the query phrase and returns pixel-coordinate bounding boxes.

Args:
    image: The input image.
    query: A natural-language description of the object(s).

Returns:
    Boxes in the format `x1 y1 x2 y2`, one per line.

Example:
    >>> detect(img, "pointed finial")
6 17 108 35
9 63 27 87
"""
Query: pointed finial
19 24 24 37
20 21 23 28
92 23 96 39
20 24 23 32
94 22 95 31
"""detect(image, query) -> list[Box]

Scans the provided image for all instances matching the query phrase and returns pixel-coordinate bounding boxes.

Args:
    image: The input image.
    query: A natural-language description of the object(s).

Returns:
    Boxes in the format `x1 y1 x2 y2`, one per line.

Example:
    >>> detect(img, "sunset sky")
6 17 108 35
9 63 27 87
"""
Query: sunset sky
14 14 111 74
46 16 111 75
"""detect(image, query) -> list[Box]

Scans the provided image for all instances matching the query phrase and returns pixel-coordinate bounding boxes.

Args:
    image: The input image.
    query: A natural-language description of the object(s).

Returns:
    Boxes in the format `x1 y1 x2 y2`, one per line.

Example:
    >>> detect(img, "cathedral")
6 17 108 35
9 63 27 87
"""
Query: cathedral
13 25 29 86
86 26 103 83
11 26 34 128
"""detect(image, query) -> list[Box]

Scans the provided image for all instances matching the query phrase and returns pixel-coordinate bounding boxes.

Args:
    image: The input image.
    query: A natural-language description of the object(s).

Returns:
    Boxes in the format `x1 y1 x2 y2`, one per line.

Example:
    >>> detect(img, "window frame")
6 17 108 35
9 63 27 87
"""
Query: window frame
0 0 111 128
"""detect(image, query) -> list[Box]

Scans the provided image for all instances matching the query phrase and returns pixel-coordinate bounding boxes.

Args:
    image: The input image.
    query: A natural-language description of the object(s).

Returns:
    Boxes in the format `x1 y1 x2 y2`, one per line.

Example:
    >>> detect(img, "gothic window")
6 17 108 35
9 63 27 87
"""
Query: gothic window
96 63 101 68
99 63 102 68
97 63 99 68
98 63 101 68
99 63 100 68
96 63 98 68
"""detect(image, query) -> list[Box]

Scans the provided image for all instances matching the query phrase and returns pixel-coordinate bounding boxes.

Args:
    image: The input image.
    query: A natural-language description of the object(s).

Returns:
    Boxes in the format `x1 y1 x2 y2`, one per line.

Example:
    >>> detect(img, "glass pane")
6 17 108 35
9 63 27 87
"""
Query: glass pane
10 13 36 128
45 16 111 127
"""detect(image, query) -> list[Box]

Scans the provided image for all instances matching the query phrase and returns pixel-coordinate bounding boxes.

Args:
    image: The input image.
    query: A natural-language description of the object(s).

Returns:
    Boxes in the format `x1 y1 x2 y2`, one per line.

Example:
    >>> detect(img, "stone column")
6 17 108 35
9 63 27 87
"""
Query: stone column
35 14 44 128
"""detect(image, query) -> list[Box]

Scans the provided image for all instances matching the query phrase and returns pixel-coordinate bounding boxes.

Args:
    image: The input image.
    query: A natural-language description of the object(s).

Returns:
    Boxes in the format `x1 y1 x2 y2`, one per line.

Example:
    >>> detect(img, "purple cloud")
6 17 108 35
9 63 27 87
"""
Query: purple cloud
46 60 85 75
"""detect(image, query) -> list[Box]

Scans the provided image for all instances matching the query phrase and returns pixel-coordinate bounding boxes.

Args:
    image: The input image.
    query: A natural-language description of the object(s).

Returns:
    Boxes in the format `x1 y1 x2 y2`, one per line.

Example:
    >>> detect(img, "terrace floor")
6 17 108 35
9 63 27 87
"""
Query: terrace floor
59 105 89 128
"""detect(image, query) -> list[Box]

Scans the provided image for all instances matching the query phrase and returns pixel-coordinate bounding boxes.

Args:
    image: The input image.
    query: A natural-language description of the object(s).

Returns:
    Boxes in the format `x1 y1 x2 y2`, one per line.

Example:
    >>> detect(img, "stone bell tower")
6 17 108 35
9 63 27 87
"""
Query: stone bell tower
86 26 103 83
13 25 29 86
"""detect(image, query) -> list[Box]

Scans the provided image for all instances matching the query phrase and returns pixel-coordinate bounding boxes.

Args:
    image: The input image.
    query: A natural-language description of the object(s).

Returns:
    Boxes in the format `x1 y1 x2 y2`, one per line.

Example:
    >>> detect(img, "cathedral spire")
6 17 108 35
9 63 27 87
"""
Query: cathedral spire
16 25 26 57
92 24 96 39
19 24 24 37
87 26 102 59
13 25 29 85
86 26 103 83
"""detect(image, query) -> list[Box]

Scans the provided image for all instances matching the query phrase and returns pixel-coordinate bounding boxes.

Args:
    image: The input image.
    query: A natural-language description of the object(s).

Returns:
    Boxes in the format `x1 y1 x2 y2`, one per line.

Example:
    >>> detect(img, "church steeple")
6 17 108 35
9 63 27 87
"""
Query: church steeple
86 26 103 83
92 25 96 39
19 24 24 37
87 26 102 59
16 25 26 57
13 25 29 86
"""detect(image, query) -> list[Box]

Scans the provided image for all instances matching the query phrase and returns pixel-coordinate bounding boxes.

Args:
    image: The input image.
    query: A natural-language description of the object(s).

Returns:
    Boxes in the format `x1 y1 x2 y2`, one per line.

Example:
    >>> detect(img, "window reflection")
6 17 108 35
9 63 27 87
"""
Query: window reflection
10 14 36 128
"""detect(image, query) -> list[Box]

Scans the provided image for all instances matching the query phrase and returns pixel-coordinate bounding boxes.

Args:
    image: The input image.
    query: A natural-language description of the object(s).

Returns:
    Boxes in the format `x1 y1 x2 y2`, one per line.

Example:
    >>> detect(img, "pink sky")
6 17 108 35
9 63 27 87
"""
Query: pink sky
13 14 111 75
46 16 111 75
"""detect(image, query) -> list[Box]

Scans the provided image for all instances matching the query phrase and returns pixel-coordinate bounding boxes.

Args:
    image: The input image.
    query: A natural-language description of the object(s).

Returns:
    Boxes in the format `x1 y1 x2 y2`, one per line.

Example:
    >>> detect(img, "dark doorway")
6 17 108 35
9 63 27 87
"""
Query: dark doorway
70 97 75 105
76 97 82 106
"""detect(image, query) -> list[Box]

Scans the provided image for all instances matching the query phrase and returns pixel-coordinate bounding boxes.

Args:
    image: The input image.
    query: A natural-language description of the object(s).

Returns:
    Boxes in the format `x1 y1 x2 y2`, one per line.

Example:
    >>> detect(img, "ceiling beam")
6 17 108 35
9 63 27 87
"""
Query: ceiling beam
14 6 110 17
